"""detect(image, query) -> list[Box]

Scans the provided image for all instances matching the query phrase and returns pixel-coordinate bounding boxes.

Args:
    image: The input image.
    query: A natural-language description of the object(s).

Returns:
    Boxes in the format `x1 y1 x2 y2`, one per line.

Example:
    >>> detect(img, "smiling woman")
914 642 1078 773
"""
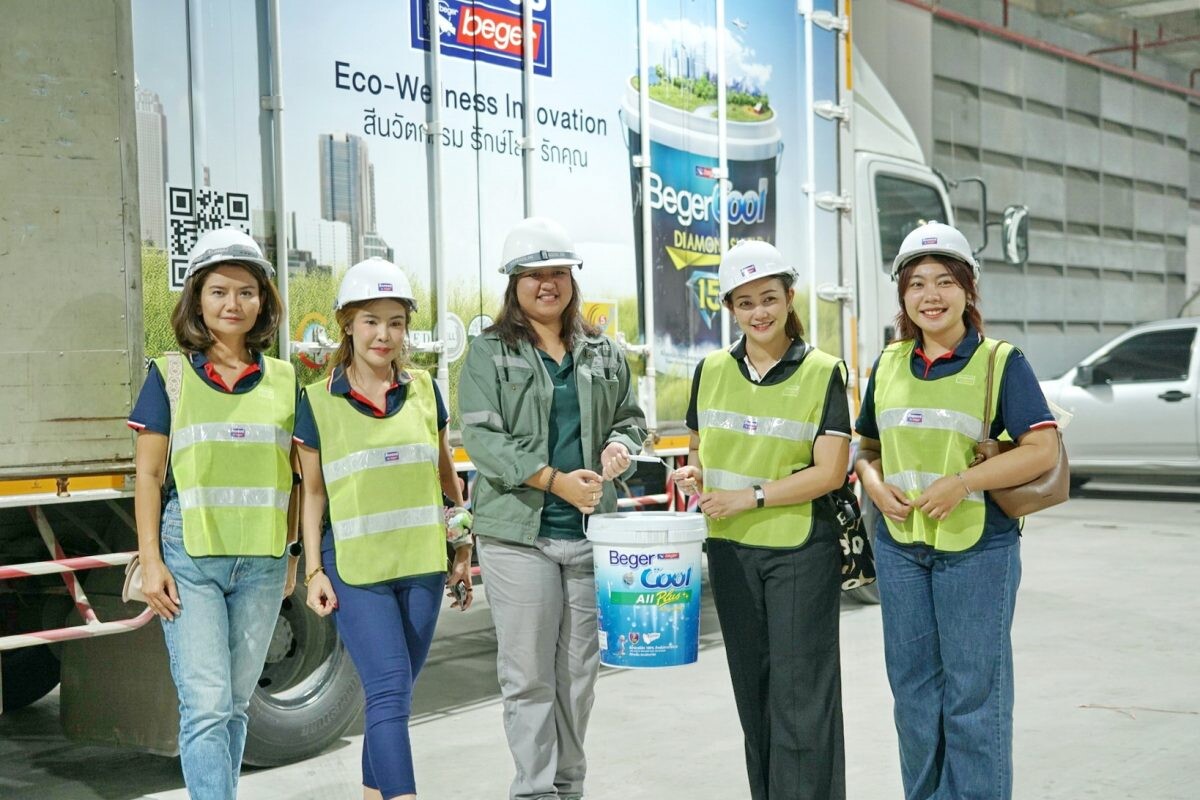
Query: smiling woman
854 221 1060 800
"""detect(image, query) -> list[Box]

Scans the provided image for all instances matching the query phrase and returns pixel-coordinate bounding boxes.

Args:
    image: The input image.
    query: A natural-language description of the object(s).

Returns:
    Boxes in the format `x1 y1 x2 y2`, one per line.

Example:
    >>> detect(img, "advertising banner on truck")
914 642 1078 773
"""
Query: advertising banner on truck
131 0 842 425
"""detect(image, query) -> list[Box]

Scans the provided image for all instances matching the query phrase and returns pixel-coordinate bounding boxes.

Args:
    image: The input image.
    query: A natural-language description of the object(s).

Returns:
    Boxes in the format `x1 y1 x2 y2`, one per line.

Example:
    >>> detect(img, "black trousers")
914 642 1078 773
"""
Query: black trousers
708 521 846 800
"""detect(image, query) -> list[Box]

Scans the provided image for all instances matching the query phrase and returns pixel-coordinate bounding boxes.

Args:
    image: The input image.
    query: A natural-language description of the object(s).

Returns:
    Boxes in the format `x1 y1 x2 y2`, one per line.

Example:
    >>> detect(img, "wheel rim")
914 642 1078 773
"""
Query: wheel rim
255 591 349 710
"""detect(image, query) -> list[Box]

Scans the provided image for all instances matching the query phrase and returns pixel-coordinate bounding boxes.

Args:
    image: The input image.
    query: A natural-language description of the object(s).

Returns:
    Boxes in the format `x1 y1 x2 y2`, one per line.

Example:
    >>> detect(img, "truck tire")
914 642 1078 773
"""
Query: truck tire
845 491 881 605
0 644 61 712
242 585 363 767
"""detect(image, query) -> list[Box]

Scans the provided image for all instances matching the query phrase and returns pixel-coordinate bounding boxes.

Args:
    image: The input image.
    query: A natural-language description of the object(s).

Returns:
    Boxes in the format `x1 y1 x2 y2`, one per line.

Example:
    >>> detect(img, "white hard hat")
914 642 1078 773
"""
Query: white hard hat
499 216 583 275
335 257 418 313
184 227 274 281
718 239 797 302
890 221 979 280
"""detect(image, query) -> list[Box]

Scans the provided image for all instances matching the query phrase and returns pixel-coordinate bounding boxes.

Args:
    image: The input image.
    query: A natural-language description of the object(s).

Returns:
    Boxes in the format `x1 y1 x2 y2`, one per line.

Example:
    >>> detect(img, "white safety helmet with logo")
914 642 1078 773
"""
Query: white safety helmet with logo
498 216 584 276
718 239 797 303
890 221 979 281
335 257 419 313
184 227 275 282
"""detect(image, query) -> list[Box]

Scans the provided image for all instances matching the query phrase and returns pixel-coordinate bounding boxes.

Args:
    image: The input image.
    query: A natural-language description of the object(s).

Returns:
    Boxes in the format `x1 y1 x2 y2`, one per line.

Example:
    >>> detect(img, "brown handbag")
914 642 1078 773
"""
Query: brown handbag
970 341 1070 518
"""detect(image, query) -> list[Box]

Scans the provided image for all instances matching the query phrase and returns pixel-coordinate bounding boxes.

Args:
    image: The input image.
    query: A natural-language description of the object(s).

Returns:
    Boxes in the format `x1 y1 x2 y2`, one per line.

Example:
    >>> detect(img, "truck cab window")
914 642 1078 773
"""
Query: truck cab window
875 175 947 273
1091 328 1196 384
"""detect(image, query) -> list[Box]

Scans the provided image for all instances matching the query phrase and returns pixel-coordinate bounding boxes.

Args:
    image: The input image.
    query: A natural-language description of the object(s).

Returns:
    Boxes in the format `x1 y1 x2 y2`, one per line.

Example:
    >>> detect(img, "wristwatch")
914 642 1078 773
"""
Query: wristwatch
753 485 766 509
287 540 303 558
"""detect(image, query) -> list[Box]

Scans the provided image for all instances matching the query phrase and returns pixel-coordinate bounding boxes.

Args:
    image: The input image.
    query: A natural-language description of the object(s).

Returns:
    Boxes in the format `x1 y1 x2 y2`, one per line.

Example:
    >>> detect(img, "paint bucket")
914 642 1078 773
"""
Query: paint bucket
620 77 782 377
586 512 707 668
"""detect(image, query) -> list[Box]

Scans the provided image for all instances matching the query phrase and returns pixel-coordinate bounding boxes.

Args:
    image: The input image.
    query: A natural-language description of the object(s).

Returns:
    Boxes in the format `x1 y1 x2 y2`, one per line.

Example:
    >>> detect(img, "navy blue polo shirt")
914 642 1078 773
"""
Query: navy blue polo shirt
292 365 449 451
127 351 298 494
855 325 1057 549
127 351 289 436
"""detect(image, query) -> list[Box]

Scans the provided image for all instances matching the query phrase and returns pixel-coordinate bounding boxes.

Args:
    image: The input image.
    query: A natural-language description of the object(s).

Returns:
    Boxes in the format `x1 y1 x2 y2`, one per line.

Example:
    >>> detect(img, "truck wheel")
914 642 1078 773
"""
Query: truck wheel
845 490 881 605
0 644 61 712
242 586 363 766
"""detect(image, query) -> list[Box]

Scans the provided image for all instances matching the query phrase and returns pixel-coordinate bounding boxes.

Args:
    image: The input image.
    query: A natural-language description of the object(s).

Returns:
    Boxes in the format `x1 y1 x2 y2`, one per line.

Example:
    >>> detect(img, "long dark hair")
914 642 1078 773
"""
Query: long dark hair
486 274 599 350
171 262 283 354
892 255 984 342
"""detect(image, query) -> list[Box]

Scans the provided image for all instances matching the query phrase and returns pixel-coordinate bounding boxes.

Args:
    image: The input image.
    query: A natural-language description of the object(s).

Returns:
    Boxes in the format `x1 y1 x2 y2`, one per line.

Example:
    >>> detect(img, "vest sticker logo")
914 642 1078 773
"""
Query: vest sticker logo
229 426 247 439
378 283 393 292
956 374 976 385
904 410 924 425
743 417 759 433
782 385 801 397
384 451 400 462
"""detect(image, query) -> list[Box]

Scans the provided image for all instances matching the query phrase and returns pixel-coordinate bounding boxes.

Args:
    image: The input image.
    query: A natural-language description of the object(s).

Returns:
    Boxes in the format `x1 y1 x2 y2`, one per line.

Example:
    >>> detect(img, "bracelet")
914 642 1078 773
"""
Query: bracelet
955 471 974 497
304 566 325 586
545 467 560 496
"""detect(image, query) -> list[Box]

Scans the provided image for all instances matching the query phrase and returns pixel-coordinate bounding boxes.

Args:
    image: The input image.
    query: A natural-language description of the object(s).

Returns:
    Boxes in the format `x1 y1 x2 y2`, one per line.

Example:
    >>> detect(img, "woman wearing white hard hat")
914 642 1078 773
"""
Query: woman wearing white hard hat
294 257 470 800
127 227 299 799
853 221 1058 800
669 239 850 799
460 216 646 800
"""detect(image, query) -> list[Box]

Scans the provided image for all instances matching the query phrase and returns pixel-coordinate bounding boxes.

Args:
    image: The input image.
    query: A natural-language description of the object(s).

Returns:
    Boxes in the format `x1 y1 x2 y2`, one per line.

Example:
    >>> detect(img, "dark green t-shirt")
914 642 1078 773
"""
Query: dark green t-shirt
539 350 586 539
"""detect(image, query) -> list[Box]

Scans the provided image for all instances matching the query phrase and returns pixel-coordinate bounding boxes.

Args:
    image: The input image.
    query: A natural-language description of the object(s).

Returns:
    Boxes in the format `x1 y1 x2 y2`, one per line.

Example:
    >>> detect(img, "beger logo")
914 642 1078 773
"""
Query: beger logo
648 172 770 228
609 550 654 568
416 0 553 77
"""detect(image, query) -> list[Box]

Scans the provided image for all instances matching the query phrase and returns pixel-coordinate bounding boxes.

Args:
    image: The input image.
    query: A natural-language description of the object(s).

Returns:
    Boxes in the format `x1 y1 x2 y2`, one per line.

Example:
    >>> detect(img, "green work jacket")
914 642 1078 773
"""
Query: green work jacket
460 330 647 544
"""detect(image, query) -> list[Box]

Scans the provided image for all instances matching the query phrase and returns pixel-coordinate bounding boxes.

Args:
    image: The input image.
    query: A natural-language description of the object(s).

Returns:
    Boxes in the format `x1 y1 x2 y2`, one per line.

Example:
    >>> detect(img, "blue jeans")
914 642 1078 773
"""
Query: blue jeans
876 534 1021 800
322 539 444 798
159 497 287 800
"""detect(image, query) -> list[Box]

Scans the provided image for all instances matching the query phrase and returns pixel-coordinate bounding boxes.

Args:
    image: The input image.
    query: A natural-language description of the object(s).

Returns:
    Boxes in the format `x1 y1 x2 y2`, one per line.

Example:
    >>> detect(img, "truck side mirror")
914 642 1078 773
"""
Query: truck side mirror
1001 205 1028 266
1072 364 1095 387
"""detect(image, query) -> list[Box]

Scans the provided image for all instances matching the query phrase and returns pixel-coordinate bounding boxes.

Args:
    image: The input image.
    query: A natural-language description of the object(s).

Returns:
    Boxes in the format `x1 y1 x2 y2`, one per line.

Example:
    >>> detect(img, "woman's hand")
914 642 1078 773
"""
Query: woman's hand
668 465 703 495
446 546 473 611
600 442 632 481
552 468 604 514
863 479 913 523
914 475 970 522
306 573 337 617
141 556 180 621
698 488 754 521
283 555 299 598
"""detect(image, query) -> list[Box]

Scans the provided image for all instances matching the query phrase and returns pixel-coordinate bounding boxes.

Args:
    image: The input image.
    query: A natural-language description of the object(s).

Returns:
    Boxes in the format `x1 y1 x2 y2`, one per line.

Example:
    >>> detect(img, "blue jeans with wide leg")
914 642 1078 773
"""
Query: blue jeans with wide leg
158 496 287 800
875 533 1021 800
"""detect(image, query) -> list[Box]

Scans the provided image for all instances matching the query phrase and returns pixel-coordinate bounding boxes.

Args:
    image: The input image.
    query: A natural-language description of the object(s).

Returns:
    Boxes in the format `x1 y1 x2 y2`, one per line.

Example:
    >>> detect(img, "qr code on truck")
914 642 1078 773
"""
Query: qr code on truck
166 185 252 290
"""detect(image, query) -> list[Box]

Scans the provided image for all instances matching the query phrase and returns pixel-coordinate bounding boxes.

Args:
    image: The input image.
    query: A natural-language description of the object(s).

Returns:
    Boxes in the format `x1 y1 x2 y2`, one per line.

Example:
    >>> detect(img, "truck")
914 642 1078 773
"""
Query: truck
1038 316 1200 486
0 0 1026 763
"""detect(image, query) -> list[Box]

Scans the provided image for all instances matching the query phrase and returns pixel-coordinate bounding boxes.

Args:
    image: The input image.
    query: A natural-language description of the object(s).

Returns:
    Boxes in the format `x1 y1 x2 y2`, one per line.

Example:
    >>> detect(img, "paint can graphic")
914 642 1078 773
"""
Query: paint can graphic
587 512 707 669
621 77 782 376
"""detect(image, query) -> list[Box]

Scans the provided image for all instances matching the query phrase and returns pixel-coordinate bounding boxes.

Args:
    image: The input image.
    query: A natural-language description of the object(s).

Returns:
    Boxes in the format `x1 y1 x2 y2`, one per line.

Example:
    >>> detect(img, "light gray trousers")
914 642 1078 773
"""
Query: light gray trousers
477 535 599 800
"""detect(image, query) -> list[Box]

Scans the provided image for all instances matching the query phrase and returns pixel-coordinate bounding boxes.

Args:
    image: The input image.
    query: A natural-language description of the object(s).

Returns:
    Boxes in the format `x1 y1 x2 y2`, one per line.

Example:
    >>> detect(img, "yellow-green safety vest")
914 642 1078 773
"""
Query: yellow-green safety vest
697 346 844 548
162 355 295 557
306 369 445 586
874 338 1012 552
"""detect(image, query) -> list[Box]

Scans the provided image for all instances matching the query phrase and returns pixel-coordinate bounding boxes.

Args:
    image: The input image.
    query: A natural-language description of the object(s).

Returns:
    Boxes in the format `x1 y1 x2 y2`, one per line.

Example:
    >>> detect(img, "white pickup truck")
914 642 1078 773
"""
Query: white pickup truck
1039 317 1200 486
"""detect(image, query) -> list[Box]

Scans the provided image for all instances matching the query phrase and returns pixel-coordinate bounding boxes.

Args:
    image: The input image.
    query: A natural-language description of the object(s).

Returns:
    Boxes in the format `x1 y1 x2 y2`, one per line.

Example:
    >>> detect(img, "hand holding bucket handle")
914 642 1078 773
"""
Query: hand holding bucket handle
669 466 703 496
552 468 604 514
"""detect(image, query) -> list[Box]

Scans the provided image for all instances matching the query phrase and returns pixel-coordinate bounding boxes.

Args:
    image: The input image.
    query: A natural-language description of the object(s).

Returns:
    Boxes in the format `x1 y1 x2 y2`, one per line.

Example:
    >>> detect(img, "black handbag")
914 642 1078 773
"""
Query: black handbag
827 483 876 591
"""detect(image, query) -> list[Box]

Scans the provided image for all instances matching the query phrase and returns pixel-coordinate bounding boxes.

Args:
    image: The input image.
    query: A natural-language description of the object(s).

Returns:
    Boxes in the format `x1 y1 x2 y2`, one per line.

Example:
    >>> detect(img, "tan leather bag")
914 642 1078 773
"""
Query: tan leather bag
971 342 1070 518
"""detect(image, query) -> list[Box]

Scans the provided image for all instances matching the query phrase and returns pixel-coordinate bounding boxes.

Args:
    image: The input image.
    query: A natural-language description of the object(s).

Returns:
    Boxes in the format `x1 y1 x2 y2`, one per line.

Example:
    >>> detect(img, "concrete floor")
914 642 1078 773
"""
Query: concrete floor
1 483 1198 799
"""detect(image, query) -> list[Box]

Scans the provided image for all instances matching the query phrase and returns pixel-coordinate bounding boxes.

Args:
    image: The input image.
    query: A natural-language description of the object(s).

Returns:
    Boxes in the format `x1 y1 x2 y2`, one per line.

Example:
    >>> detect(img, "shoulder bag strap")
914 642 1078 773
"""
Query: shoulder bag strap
162 351 185 487
979 340 999 441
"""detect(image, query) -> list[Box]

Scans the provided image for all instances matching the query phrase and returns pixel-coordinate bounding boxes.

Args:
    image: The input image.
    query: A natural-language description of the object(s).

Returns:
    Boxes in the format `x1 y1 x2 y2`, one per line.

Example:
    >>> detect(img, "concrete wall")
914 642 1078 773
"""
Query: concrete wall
857 0 1198 377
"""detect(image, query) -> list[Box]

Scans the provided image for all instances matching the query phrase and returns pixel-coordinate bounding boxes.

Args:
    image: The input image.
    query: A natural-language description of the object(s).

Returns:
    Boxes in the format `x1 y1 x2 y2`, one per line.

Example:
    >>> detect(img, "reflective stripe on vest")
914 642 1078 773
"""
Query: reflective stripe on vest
161 355 295 557
697 346 843 548
874 338 1011 551
307 369 445 585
